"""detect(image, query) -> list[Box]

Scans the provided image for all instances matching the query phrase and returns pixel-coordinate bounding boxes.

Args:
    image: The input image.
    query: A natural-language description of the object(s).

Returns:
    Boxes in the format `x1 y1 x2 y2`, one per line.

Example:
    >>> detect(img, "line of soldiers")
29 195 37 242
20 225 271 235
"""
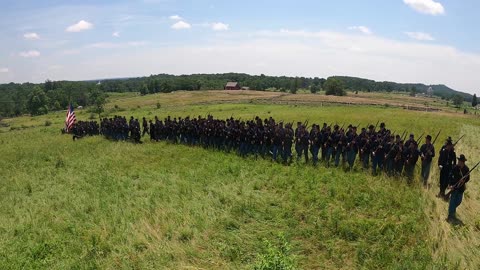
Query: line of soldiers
86 114 444 183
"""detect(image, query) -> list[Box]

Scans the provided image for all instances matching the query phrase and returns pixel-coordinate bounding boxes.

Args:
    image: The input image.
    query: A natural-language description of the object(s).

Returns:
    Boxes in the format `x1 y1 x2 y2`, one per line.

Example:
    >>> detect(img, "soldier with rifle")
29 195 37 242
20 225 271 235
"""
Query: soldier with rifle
309 124 321 166
437 138 456 200
346 126 359 170
420 132 439 188
446 155 478 223
404 140 420 183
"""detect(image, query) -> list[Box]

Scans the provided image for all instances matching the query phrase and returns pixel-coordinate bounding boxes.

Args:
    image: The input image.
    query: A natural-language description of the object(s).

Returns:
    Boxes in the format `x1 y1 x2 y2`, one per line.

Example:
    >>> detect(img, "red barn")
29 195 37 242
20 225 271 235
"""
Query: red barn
224 82 240 90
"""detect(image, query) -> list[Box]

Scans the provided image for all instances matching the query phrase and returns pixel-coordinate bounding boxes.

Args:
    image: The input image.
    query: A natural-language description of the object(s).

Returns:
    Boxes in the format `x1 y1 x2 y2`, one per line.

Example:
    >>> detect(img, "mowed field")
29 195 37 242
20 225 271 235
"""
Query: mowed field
1 90 480 269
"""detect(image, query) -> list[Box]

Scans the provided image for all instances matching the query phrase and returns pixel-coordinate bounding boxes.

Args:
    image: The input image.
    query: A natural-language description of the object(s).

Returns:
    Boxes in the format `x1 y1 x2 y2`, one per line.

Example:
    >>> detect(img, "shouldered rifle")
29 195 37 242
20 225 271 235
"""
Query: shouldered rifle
445 161 480 199
417 132 425 143
374 120 380 131
453 134 465 146
432 130 441 145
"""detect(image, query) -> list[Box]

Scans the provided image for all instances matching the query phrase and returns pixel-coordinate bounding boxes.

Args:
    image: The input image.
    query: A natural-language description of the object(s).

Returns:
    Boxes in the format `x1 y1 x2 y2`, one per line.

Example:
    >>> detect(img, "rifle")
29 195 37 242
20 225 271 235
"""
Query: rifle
304 119 309 127
374 120 380 131
417 132 425 143
445 161 480 199
432 130 441 145
453 134 465 146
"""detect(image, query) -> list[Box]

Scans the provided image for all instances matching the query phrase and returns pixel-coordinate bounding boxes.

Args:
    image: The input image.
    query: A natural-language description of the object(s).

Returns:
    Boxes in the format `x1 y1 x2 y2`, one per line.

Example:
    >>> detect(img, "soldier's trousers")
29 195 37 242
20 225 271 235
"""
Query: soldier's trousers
283 144 292 163
394 161 404 176
325 147 333 167
421 161 432 185
296 144 308 161
448 190 463 218
295 144 302 160
311 146 320 165
362 154 370 169
404 164 415 182
272 144 281 161
334 150 342 166
439 167 451 195
385 158 394 176
347 150 356 169
372 156 384 175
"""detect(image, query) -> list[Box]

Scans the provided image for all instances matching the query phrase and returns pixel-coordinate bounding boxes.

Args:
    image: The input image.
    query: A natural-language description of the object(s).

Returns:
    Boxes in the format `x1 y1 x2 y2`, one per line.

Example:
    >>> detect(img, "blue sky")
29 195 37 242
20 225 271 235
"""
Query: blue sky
1 0 479 95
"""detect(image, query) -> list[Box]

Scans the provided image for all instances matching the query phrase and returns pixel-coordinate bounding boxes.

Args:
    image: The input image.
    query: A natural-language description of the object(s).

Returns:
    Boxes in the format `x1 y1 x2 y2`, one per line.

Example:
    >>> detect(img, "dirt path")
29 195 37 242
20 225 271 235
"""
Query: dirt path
425 124 480 269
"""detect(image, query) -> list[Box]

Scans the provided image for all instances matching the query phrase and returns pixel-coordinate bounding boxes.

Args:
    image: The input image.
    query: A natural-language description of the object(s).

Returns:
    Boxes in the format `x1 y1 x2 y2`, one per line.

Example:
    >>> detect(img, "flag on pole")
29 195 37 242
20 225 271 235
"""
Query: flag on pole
65 104 76 133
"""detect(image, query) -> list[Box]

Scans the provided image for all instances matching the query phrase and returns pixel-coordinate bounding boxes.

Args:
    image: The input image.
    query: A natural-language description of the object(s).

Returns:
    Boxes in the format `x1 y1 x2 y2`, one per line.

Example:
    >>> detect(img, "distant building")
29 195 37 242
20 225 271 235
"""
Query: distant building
224 82 240 90
427 86 434 97
241 86 250 90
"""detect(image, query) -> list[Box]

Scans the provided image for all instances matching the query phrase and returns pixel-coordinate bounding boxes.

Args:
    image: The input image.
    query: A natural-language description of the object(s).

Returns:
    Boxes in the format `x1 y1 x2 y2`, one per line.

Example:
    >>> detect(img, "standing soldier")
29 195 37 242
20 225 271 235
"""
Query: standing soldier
346 126 358 170
404 141 419 183
310 124 321 166
420 135 435 188
142 117 149 137
447 154 469 223
283 123 294 164
437 138 456 200
295 122 303 161
272 122 284 162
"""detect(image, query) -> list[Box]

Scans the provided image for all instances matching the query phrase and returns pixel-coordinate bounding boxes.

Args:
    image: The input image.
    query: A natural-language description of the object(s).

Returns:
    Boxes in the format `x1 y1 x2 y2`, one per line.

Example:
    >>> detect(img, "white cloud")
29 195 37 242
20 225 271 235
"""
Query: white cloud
86 41 147 49
169 15 182 20
66 20 94 32
0 68 9 73
403 0 445 15
405 31 435 41
112 31 120 37
66 29 477 93
19 50 41 58
348 26 372 35
171 21 191 30
8 29 480 96
24 32 40 40
211 22 229 31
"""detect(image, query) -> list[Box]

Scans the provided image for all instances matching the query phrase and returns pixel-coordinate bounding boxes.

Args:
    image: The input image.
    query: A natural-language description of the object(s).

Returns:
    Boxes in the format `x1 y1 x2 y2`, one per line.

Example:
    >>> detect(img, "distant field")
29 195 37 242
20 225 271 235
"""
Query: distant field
105 90 468 113
1 90 479 269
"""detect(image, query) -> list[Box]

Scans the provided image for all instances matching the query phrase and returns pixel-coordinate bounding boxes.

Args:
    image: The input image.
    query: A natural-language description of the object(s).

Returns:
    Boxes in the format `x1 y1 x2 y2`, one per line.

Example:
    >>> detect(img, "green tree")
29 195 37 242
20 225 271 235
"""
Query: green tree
290 78 298 94
161 81 173 93
472 94 478 107
140 84 148 96
452 94 464 107
409 87 417 97
27 87 49 115
88 88 106 117
324 77 346 96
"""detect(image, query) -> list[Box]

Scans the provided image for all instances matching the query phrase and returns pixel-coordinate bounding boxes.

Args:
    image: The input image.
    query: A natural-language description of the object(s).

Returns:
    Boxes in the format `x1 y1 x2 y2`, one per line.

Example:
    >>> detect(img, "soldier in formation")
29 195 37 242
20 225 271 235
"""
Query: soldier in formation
71 120 99 140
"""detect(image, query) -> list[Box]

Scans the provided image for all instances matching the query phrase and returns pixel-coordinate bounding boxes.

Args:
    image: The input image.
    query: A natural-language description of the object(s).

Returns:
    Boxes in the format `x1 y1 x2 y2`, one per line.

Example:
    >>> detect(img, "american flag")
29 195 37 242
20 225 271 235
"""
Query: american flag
65 104 76 132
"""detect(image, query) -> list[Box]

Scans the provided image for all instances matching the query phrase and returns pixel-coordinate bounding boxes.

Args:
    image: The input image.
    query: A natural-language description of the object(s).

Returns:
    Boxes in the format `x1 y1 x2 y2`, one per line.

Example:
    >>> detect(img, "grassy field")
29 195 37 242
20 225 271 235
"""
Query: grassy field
1 90 479 269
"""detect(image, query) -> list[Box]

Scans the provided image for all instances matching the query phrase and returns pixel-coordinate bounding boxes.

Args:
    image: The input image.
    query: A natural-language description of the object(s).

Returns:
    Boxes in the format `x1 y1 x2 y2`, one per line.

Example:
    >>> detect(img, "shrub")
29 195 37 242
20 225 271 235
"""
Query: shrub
45 120 52 126
324 78 346 96
253 235 296 270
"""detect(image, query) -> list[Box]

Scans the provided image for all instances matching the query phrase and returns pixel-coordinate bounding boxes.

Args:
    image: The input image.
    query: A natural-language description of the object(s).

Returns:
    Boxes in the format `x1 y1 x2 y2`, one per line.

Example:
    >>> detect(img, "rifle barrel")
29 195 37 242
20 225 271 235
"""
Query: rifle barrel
453 134 465 146
432 130 441 145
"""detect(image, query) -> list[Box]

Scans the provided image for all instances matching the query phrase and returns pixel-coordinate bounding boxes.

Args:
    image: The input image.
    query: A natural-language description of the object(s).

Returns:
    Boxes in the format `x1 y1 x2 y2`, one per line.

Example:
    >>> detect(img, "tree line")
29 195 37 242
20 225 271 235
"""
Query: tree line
0 73 475 117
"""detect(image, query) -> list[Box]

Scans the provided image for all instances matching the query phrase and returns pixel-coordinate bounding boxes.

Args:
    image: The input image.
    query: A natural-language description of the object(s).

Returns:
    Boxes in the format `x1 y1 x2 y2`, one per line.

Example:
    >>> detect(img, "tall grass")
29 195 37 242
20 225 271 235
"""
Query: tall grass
1 93 479 269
